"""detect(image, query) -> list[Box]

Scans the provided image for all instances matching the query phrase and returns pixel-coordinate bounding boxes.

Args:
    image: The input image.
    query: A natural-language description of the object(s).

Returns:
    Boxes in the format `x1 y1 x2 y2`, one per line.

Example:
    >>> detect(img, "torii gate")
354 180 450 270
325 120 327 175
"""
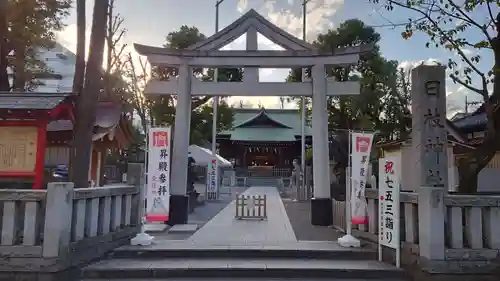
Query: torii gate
135 9 369 226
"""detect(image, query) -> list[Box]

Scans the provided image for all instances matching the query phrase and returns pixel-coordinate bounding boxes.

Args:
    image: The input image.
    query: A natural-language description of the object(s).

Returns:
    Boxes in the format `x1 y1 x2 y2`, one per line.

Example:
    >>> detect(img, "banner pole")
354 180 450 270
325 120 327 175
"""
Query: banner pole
346 129 352 236
337 129 360 248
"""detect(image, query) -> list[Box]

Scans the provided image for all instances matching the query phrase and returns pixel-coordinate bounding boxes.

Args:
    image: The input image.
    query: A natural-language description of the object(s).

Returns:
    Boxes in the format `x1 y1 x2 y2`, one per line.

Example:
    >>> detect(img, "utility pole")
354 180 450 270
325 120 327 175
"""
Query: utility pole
298 0 311 201
464 96 481 113
209 0 225 200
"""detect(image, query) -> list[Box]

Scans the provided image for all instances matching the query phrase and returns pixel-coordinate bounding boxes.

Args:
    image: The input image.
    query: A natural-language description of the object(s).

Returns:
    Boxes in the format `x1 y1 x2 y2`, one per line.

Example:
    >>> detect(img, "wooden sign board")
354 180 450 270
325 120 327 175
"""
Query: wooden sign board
0 126 38 173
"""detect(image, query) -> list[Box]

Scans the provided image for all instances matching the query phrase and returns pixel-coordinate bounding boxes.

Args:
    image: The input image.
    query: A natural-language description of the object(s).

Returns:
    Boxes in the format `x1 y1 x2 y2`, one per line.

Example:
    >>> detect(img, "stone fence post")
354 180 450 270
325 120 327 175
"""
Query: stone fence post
127 163 145 226
418 186 445 260
42 182 74 258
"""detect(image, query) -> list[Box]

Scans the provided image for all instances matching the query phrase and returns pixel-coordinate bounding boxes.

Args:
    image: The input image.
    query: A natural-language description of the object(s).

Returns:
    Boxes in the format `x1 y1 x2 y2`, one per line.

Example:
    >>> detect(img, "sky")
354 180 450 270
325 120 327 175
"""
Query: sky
56 0 494 113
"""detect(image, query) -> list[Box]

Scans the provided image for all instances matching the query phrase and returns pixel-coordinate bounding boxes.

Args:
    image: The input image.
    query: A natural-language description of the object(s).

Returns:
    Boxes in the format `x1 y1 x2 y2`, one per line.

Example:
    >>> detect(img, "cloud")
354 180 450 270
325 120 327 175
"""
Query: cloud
233 0 346 109
461 48 475 56
237 0 248 13
237 0 344 41
397 58 484 117
397 58 441 73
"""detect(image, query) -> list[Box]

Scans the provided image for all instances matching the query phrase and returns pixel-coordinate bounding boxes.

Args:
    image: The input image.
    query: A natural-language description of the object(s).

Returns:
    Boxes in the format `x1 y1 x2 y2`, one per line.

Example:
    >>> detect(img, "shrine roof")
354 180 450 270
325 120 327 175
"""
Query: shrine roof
0 92 74 110
47 103 123 132
376 119 467 149
451 112 486 132
230 127 296 142
234 108 292 129
218 108 312 141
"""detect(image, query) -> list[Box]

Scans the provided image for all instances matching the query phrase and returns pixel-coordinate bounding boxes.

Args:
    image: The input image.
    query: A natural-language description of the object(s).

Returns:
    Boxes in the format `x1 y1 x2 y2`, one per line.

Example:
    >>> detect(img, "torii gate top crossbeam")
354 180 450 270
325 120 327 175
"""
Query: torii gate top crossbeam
134 44 370 67
134 9 371 68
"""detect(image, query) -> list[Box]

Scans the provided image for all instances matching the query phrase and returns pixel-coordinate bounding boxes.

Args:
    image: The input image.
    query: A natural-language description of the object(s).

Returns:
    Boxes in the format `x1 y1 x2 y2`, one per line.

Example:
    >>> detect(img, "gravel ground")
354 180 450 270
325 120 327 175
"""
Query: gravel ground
280 187 343 242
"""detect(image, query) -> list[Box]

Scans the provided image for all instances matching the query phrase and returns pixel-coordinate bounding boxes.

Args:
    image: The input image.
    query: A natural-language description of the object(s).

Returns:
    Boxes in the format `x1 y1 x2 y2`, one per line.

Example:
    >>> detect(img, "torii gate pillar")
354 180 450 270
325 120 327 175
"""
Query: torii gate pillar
168 63 192 225
310 64 333 226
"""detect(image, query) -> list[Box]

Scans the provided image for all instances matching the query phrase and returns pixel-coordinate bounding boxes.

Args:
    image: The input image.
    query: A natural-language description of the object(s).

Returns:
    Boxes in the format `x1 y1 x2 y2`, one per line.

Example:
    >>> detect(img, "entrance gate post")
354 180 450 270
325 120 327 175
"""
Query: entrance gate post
169 63 192 225
310 64 333 226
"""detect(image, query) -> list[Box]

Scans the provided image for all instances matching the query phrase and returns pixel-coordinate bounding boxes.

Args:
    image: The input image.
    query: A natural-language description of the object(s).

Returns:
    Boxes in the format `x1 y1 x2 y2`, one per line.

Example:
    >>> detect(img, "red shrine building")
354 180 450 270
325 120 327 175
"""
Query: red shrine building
0 92 134 189
217 108 312 176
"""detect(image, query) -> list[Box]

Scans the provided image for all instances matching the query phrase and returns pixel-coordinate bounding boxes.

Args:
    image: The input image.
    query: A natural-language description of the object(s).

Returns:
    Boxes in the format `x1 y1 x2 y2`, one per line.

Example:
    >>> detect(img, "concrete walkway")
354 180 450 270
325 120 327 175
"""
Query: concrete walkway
187 186 297 246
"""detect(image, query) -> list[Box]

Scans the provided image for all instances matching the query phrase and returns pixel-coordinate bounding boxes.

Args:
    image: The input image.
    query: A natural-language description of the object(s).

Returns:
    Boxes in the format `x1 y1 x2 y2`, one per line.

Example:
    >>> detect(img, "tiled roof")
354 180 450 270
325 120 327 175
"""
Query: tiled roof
452 112 487 130
230 127 296 142
234 108 292 129
376 119 466 146
0 92 72 110
47 120 73 131
47 103 122 132
219 108 312 139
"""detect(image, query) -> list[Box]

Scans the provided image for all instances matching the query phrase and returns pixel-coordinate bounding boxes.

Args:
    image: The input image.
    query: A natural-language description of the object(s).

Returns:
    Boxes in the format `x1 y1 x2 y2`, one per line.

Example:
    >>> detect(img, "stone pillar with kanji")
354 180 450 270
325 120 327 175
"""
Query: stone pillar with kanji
412 65 447 261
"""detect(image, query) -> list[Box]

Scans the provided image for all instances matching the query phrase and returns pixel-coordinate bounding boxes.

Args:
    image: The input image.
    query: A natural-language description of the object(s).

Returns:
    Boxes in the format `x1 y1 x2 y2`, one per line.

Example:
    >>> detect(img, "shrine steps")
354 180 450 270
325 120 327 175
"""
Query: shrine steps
247 176 280 186
80 243 407 280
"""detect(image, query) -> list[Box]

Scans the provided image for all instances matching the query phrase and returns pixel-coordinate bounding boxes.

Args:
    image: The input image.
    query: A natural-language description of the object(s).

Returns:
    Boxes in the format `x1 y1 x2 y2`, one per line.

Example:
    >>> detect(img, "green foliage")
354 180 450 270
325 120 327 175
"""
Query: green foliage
369 0 499 193
3 0 72 90
123 25 238 145
156 26 243 84
189 100 234 145
285 18 412 178
286 19 411 141
370 0 496 99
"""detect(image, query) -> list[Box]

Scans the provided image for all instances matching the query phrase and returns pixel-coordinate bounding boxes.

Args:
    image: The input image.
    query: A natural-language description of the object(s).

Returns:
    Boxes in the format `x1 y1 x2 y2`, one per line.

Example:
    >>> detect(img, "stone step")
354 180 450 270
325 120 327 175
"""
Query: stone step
112 246 376 260
112 241 377 260
80 277 407 281
82 257 406 279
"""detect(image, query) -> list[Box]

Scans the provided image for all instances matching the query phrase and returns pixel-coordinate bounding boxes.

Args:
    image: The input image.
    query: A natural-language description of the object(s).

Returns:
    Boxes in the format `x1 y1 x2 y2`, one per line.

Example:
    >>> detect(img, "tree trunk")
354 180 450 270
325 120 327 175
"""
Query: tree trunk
72 0 86 94
457 158 479 194
0 0 9 91
69 0 86 183
71 0 109 189
455 14 500 194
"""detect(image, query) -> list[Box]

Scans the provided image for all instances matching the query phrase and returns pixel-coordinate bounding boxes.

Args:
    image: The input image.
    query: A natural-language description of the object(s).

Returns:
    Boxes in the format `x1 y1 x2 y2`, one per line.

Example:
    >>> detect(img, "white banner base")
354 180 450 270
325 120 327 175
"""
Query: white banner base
338 234 361 248
131 220 155 246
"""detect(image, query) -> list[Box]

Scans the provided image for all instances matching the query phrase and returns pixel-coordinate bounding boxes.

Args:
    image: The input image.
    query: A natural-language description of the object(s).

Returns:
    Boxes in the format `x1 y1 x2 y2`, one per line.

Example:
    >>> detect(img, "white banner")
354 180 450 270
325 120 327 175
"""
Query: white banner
206 158 218 200
146 127 171 222
350 132 374 225
378 157 401 249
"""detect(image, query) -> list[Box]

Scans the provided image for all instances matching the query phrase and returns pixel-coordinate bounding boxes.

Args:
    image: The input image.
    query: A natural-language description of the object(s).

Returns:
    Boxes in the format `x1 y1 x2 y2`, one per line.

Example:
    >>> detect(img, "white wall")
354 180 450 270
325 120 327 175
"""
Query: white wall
36 44 74 92
7 43 75 92
382 144 457 192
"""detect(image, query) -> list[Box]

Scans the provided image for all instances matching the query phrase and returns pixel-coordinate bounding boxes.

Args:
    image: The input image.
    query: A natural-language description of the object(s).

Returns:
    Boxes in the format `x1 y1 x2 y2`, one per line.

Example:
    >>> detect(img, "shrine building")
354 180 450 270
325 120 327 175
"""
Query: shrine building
217 108 311 175
0 92 135 189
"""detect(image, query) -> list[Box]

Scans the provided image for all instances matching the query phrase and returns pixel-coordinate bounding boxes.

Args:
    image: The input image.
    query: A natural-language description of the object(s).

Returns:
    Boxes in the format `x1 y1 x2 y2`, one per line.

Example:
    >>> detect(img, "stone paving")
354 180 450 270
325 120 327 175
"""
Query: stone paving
147 185 247 240
85 186 406 280
187 186 297 246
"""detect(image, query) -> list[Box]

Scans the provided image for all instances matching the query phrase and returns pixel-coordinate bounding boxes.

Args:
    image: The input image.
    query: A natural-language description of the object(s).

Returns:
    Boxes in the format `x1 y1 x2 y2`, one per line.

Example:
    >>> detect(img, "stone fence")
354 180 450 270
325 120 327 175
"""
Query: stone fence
332 189 500 274
0 182 141 276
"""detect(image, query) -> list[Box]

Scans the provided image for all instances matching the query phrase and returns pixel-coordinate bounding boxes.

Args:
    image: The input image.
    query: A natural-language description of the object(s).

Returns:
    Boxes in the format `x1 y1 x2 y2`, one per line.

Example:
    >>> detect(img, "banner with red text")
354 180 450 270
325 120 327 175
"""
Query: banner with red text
378 156 401 249
350 132 375 225
146 127 171 222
